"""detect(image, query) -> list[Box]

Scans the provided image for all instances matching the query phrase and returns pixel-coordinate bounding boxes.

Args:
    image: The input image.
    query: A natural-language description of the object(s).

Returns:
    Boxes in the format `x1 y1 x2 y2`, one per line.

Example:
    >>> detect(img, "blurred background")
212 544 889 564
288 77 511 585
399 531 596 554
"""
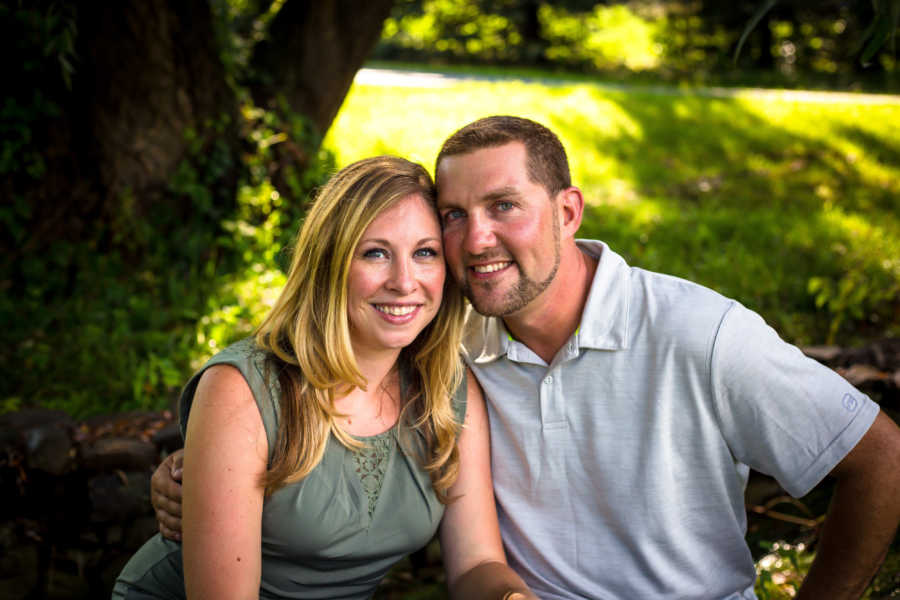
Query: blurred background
1 0 898 598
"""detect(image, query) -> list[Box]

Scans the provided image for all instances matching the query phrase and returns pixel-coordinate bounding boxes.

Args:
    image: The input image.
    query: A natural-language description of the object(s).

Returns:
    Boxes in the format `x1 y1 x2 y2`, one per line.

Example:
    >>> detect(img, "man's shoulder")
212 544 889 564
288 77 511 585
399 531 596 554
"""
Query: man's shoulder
578 239 734 330
631 267 732 313
615 266 738 354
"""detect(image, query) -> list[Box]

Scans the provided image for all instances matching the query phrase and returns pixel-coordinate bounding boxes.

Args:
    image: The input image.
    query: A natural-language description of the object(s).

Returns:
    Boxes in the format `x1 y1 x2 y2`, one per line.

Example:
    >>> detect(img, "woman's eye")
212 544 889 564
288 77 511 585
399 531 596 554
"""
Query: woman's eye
363 248 388 259
414 247 439 258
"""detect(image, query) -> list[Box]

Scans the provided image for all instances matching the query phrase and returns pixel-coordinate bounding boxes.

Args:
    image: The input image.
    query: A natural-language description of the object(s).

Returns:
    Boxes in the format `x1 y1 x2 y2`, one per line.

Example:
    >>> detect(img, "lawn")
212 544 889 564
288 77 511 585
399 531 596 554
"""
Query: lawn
326 70 900 346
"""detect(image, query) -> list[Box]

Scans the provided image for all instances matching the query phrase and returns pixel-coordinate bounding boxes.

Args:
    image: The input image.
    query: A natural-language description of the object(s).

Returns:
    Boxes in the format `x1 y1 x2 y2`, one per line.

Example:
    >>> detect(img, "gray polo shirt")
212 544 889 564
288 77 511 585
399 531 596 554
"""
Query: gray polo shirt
463 240 878 600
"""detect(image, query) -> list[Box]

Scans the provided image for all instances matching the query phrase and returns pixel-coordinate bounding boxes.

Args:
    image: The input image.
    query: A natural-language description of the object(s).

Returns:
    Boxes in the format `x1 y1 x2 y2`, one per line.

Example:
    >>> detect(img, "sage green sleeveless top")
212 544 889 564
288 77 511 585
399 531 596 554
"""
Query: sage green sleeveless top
112 338 466 600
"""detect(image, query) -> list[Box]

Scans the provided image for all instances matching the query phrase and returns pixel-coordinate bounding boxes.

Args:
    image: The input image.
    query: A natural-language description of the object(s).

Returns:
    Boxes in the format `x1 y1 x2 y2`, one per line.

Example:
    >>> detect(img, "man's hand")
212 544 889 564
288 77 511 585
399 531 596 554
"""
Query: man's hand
152 449 184 541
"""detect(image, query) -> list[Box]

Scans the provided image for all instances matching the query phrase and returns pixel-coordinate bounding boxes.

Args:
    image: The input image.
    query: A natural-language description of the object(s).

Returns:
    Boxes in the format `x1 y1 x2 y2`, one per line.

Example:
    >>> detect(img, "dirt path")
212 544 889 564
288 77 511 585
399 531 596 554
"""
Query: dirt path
354 67 900 105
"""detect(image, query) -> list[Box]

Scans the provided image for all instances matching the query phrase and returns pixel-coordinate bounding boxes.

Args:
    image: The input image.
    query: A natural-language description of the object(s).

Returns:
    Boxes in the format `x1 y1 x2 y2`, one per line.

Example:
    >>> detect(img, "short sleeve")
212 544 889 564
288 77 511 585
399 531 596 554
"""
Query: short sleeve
709 303 879 497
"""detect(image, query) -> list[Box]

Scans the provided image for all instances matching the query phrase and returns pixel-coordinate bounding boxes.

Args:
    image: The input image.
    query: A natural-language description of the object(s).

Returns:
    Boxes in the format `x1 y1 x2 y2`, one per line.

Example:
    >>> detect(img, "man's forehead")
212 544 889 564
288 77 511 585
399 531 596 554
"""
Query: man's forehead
436 144 528 201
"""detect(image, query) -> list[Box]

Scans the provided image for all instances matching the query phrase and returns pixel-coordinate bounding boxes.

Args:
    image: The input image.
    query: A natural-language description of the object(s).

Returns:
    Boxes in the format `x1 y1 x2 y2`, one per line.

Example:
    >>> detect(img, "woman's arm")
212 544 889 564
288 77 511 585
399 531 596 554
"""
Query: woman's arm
439 369 537 600
182 364 268 600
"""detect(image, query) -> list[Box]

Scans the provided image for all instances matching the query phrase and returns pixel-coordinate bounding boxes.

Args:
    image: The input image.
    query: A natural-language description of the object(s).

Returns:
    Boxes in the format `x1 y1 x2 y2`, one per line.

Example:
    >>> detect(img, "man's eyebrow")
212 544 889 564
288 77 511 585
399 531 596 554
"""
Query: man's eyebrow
483 186 520 201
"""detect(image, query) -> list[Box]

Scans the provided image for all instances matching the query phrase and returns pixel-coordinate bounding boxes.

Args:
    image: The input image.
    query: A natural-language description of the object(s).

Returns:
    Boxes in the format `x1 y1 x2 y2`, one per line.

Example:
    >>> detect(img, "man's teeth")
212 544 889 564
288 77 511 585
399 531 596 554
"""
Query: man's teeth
473 262 510 274
375 304 417 316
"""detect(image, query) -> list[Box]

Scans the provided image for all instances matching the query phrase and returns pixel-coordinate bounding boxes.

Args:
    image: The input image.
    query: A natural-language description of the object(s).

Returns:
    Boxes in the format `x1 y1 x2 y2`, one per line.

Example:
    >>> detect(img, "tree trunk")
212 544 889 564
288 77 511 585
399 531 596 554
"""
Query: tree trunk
6 0 391 261
250 0 394 138
247 0 393 195
6 0 241 263
77 0 240 207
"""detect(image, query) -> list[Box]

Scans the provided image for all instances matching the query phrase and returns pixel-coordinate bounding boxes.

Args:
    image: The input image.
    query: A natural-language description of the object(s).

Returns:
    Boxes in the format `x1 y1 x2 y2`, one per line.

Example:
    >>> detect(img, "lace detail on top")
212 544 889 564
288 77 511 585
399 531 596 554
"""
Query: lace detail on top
352 430 396 518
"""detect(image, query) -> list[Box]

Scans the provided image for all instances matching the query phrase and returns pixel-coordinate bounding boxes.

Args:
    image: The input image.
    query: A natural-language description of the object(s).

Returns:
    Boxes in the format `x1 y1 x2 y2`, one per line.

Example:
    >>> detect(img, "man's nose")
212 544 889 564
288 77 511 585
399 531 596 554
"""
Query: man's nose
463 213 497 255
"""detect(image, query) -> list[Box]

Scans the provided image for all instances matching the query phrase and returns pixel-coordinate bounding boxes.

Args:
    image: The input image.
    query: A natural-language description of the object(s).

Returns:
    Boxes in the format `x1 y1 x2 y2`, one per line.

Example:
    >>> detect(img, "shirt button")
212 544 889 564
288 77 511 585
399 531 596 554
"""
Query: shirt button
544 376 553 384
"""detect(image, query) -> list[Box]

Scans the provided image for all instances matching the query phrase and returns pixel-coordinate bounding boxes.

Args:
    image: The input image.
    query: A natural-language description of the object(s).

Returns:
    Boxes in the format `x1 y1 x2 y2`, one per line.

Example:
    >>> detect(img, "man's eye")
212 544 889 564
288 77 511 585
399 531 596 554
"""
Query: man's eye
496 201 513 211
442 209 464 223
363 248 388 259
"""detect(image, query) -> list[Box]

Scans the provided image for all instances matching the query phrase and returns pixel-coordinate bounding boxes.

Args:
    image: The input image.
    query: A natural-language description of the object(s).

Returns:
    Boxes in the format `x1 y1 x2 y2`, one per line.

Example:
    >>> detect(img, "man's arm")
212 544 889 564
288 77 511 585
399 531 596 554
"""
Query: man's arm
152 448 185 540
796 411 900 599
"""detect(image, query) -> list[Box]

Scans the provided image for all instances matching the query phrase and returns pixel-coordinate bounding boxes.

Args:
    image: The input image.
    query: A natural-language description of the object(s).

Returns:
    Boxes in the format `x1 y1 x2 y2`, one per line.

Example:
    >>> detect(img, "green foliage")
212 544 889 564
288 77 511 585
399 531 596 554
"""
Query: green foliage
327 71 900 347
0 1 76 179
1 109 330 417
378 1 898 91
380 0 523 62
1 1 335 417
754 541 814 599
539 4 663 71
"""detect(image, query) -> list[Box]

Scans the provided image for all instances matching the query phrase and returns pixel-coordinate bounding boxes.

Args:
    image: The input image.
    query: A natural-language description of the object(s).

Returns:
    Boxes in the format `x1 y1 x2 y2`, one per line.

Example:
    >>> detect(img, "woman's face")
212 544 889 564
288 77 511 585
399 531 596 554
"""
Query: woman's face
346 193 445 358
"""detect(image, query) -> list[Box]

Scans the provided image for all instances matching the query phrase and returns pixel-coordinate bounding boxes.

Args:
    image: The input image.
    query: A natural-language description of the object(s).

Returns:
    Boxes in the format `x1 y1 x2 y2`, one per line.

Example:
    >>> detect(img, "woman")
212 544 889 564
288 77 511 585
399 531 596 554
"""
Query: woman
112 157 533 599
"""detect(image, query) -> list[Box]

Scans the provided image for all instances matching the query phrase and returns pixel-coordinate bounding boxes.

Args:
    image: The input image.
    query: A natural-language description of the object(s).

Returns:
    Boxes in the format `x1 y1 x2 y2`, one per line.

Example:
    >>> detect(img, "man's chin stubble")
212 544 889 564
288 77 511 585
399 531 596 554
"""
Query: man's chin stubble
463 272 555 317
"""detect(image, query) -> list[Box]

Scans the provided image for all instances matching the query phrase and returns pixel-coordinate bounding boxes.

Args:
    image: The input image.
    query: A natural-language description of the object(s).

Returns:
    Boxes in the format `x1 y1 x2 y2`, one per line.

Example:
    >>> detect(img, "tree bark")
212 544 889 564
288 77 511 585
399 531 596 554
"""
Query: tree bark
7 0 391 260
5 0 241 263
249 0 395 139
77 0 240 208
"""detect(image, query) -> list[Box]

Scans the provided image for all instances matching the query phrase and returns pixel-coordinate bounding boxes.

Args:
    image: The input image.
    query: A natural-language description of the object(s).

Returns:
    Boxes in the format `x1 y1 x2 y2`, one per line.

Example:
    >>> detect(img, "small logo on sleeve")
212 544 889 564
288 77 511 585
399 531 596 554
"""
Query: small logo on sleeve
842 393 858 412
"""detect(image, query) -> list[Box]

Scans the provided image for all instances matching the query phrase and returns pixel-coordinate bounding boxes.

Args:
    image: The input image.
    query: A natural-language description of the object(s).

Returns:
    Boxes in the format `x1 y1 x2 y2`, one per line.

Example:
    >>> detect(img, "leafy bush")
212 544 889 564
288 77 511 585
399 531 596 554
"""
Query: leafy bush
377 1 897 91
540 3 663 71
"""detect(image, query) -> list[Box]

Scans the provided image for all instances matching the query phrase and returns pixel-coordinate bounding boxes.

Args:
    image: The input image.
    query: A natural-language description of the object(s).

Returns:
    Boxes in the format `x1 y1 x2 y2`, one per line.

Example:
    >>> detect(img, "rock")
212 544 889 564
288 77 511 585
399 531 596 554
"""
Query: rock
836 364 892 387
801 345 842 364
24 421 75 475
88 471 150 524
151 423 183 454
81 437 159 472
0 409 75 476
0 408 72 433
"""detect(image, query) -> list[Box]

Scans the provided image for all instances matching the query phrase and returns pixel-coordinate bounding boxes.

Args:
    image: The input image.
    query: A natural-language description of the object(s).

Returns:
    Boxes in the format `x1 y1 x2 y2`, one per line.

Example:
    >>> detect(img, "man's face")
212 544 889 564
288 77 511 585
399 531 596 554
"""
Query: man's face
436 142 560 317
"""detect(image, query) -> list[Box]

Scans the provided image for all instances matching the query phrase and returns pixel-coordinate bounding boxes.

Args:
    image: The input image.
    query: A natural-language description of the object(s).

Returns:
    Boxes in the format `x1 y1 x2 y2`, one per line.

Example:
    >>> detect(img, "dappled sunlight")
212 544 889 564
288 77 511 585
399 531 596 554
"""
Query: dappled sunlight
326 74 900 345
754 541 813 599
187 178 297 372
540 3 663 71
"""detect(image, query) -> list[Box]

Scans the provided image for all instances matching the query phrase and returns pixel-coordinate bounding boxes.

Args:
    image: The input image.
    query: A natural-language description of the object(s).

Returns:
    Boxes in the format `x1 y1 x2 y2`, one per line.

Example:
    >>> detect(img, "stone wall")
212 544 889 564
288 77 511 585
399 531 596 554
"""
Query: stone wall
0 408 181 599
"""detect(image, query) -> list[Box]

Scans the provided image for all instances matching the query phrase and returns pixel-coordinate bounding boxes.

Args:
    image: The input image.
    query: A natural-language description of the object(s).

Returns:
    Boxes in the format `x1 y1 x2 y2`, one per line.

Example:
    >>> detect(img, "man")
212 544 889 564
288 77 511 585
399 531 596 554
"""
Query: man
153 116 900 599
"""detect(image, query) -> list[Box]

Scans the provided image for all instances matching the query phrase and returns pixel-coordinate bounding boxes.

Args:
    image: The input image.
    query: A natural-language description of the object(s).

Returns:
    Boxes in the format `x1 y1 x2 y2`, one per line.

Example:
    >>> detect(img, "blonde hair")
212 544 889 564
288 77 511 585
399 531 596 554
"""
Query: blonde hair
255 156 466 499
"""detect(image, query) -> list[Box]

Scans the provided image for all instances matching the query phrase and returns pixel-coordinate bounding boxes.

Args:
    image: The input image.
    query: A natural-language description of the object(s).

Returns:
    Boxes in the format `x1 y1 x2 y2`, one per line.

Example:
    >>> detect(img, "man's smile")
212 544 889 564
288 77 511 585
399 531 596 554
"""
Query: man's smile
471 261 512 275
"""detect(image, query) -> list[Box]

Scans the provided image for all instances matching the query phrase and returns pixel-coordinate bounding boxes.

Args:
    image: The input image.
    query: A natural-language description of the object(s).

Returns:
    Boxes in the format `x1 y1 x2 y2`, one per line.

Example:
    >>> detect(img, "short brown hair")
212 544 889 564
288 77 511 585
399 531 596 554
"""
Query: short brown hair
435 116 571 196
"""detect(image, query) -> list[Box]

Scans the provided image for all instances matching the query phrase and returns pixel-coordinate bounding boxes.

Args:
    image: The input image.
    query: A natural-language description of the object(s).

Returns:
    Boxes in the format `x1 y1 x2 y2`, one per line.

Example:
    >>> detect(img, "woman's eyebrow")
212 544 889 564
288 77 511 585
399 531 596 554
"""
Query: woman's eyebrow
360 237 441 246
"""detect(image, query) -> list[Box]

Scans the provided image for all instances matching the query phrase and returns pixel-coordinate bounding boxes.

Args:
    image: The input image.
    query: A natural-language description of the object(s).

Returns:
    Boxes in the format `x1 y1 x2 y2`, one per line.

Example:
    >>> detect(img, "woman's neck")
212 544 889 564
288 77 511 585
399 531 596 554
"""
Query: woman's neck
335 348 403 436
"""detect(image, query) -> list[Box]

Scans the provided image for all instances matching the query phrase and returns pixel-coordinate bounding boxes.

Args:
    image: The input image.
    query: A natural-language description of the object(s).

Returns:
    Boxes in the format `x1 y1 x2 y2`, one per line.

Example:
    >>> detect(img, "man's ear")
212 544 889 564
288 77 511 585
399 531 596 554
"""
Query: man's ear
556 186 585 238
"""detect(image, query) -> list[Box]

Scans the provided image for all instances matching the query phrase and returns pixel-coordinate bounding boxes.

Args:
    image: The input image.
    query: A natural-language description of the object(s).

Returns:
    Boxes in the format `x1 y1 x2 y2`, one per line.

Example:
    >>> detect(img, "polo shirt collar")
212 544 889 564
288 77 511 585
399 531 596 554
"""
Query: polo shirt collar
462 239 632 363
574 239 631 351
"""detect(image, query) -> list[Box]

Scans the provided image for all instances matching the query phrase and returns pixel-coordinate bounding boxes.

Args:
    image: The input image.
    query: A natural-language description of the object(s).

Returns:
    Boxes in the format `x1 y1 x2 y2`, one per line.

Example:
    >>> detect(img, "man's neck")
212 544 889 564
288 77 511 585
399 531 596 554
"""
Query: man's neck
502 243 598 364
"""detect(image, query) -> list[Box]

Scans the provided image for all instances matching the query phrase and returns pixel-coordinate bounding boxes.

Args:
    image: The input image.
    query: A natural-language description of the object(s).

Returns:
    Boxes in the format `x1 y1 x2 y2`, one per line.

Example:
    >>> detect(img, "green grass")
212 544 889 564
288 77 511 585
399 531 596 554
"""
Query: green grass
326 71 900 345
